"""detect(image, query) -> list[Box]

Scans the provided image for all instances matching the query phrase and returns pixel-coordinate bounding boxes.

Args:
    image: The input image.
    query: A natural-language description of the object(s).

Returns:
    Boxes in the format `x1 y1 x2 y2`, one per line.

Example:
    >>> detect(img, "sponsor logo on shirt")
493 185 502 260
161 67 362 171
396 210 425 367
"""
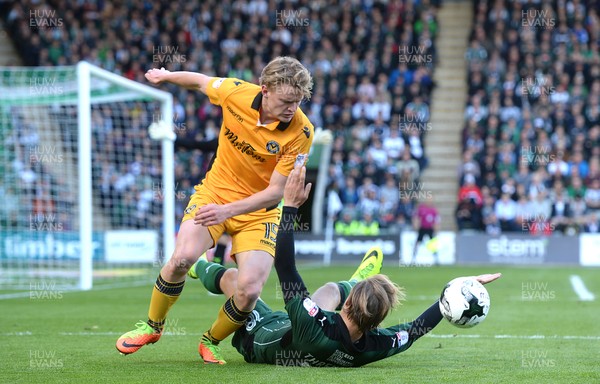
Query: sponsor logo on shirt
294 153 308 167
326 350 354 366
212 78 225 89
259 239 275 249
317 315 327 327
302 298 319 317
396 330 409 347
184 204 197 215
223 127 266 163
226 105 244 123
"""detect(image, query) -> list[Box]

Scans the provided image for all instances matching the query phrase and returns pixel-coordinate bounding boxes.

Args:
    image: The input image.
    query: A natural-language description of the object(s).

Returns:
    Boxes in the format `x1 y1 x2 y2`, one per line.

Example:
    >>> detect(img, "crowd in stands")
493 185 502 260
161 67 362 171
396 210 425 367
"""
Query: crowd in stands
457 0 600 235
1 101 166 232
91 102 168 230
1 107 75 231
3 0 440 235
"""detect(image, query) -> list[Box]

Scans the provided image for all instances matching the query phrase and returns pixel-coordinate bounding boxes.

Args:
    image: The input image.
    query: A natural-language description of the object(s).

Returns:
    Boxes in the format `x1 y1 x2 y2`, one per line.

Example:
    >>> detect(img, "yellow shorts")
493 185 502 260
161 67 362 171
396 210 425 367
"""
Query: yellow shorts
182 184 281 258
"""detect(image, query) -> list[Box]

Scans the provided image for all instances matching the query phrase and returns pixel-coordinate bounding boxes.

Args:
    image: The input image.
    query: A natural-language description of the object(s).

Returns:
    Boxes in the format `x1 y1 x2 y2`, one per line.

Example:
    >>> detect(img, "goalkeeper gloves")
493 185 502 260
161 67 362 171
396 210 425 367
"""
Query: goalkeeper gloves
313 127 333 144
148 121 176 141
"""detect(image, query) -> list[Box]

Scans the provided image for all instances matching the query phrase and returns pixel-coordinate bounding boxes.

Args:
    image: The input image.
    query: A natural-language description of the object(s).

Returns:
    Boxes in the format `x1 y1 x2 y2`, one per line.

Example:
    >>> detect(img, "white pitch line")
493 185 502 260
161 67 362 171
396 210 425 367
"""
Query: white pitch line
0 292 34 300
0 280 152 301
3 332 599 341
1 331 33 336
428 334 600 340
569 275 595 301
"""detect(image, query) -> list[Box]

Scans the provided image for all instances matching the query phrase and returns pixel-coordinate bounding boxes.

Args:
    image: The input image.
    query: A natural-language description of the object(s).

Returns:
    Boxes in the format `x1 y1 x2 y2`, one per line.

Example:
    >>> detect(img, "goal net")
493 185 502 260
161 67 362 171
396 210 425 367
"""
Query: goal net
0 62 175 294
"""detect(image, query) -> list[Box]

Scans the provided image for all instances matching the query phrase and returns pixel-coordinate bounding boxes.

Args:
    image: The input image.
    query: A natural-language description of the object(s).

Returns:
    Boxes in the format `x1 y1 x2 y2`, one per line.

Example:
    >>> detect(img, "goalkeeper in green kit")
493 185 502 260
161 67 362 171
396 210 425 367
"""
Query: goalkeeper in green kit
188 165 501 367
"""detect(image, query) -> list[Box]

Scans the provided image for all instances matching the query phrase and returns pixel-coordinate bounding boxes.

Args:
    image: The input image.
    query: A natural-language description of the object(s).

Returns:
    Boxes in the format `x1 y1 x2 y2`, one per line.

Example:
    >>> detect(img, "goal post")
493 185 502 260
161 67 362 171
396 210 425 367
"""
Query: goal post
0 62 175 292
76 61 175 290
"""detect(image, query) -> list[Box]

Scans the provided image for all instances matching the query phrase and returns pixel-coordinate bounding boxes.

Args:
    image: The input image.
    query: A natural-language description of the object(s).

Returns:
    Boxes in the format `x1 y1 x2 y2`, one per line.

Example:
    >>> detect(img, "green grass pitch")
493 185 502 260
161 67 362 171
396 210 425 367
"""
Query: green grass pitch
2 265 599 383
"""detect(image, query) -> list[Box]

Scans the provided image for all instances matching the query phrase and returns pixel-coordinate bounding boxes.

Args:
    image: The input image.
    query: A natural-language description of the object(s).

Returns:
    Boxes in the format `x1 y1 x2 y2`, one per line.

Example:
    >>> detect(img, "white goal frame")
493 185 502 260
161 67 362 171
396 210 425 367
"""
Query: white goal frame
76 61 175 290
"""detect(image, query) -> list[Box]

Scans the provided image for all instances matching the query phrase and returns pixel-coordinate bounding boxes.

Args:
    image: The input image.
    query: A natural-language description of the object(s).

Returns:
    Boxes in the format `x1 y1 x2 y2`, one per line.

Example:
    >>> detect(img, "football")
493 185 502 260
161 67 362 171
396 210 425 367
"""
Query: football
439 277 490 328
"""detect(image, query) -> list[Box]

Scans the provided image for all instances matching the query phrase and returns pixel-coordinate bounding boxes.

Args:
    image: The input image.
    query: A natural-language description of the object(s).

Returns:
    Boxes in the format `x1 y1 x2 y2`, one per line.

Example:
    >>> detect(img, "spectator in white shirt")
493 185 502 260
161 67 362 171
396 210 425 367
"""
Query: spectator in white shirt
547 151 569 176
352 93 373 121
366 137 388 169
368 94 392 122
528 191 552 223
357 188 381 217
494 192 518 231
464 94 488 123
383 129 405 160
585 178 600 213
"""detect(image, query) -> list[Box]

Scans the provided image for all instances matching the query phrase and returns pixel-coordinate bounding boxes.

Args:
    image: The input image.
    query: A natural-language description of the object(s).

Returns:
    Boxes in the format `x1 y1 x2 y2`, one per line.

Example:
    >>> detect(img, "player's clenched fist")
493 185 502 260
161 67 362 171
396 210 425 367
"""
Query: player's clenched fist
145 67 170 85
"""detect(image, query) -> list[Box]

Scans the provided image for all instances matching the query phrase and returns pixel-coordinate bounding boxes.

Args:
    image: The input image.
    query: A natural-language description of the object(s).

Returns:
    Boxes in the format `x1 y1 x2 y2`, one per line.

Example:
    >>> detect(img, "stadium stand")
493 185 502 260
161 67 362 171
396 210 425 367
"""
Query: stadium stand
2 0 440 234
459 0 600 234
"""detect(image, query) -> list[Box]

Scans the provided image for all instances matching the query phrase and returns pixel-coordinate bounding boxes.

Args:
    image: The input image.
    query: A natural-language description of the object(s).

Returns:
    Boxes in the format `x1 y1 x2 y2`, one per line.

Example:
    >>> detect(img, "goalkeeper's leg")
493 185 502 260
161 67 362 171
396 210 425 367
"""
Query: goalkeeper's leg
212 234 230 266
188 254 238 296
116 219 216 355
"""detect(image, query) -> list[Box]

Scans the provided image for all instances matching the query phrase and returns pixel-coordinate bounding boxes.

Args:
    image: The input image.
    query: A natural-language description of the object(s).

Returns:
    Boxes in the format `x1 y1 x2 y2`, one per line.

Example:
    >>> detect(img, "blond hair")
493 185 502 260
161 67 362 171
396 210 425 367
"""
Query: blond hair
344 274 405 333
259 56 313 100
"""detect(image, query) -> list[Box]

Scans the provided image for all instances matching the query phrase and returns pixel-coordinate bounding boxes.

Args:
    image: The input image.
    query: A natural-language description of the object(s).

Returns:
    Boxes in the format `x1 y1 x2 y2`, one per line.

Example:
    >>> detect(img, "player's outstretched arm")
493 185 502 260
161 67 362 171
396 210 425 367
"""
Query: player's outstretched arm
474 273 502 285
273 166 312 304
406 272 502 342
145 67 213 94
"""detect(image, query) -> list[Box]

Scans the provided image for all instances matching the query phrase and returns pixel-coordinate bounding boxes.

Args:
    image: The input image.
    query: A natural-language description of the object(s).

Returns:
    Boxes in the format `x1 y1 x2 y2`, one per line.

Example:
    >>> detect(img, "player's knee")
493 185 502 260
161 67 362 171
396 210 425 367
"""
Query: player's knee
167 249 198 273
235 282 262 308
223 268 238 280
323 282 339 294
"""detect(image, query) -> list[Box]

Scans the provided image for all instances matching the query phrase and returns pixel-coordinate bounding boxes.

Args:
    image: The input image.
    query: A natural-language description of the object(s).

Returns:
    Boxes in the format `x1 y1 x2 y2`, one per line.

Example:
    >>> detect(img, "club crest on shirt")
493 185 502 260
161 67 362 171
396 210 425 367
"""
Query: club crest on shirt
303 298 319 317
266 140 280 154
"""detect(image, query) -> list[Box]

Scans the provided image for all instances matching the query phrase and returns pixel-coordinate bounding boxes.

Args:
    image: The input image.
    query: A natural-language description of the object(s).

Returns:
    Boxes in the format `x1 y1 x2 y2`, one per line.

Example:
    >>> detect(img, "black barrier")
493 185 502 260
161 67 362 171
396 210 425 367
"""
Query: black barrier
456 233 579 265
294 234 400 266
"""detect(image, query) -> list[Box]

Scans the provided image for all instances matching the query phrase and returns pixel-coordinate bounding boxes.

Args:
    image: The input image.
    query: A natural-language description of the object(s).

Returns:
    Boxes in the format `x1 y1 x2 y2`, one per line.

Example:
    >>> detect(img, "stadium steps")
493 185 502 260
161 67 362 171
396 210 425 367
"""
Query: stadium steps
0 22 22 65
421 0 472 231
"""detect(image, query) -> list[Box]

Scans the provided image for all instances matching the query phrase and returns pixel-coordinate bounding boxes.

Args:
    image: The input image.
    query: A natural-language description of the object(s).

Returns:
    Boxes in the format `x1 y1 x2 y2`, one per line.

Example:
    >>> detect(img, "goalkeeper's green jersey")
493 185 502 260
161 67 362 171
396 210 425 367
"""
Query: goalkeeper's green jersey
231 296 416 367
230 206 442 367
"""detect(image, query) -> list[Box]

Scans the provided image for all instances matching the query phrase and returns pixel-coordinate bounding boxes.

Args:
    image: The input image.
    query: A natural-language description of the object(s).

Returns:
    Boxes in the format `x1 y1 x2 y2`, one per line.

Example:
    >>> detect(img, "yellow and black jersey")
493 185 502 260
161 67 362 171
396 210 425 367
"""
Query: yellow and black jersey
202 77 314 204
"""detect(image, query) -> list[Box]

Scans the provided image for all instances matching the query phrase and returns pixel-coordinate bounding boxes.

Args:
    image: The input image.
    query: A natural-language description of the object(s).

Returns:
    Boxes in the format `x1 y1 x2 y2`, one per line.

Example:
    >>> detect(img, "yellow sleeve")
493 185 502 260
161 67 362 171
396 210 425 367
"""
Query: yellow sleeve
205 77 245 106
275 123 314 177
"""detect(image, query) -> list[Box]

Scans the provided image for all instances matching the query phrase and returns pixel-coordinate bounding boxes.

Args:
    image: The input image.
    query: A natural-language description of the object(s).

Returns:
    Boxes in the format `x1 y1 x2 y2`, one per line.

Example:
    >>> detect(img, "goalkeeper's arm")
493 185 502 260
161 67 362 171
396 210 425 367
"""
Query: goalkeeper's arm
175 137 218 152
148 119 220 147
274 206 309 304
145 68 213 94
148 118 219 149
406 302 443 342
148 121 176 141
406 273 502 342
273 167 313 304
